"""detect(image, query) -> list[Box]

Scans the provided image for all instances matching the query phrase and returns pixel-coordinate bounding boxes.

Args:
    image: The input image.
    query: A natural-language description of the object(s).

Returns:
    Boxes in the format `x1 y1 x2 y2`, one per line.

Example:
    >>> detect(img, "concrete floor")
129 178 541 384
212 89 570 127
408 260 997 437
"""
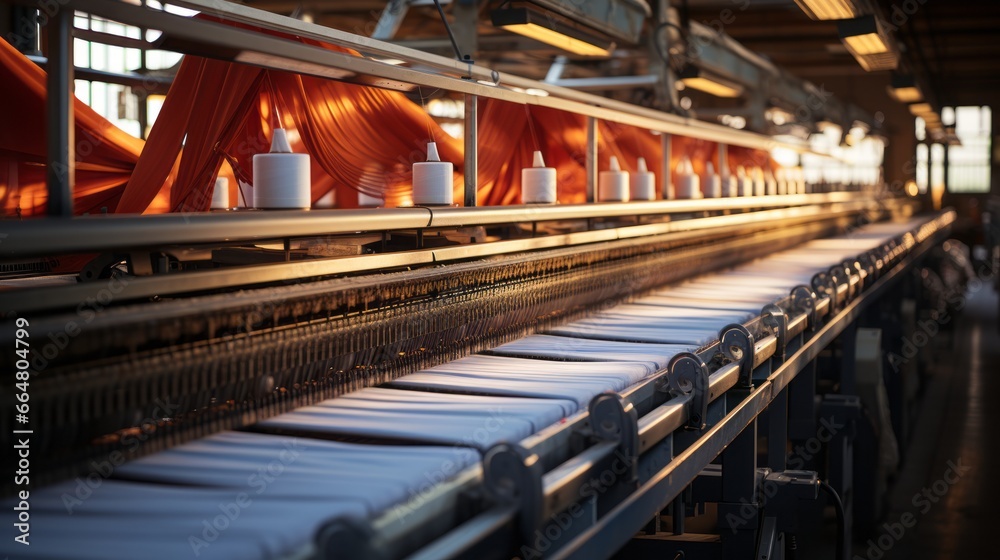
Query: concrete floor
872 283 999 560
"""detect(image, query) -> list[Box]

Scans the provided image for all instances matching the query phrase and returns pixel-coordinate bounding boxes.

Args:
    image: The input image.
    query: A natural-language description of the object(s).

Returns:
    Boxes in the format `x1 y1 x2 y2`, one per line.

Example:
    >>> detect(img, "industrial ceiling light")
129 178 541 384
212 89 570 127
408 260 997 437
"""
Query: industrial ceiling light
491 6 615 57
908 102 933 116
793 0 861 20
678 65 744 98
887 73 922 103
838 16 890 55
838 15 899 71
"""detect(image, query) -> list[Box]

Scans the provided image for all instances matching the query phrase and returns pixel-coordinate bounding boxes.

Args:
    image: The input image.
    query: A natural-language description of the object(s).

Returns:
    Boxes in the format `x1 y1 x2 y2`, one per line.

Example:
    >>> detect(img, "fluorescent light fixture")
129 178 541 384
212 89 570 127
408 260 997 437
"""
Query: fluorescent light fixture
908 102 933 116
234 51 354 80
491 7 615 57
854 52 899 72
678 66 744 98
838 16 890 55
793 0 861 20
888 73 922 103
838 16 899 71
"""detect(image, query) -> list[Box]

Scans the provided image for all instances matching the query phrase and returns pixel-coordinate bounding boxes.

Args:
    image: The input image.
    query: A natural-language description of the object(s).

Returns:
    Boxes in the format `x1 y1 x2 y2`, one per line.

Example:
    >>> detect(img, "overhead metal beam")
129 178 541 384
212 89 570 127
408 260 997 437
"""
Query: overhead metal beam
547 75 659 91
371 0 409 40
28 55 174 94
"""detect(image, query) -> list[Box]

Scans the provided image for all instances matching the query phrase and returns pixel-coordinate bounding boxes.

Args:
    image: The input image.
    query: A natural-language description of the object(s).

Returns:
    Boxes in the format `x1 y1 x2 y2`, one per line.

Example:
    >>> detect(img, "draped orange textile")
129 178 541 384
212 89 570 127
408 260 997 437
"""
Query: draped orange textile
117 16 775 212
3 15 779 217
0 38 150 217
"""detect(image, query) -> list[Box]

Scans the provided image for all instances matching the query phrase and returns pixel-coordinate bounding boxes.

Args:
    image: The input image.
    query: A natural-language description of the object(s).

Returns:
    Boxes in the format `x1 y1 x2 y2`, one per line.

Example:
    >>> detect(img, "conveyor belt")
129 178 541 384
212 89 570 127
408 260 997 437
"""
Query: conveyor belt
0 214 951 560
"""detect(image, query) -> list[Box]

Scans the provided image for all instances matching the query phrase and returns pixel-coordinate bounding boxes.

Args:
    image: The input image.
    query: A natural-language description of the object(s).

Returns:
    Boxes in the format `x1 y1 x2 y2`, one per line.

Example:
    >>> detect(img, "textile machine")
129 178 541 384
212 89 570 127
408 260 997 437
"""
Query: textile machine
0 1 959 559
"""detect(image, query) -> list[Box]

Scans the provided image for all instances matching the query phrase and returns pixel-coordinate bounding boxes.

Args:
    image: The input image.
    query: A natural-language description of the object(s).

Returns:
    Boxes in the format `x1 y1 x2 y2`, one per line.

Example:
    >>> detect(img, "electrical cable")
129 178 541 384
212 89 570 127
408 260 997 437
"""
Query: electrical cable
819 481 846 560
431 0 468 63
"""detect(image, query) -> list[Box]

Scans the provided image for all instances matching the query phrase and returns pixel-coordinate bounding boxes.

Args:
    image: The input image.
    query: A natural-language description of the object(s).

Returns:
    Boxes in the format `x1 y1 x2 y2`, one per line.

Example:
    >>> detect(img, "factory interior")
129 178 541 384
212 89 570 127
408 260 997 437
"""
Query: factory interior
1 0 999 558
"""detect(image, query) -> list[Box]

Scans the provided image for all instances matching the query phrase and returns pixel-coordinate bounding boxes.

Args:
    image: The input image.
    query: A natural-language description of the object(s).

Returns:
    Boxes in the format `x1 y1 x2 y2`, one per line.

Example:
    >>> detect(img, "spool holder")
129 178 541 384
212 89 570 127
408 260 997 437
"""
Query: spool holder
719 324 755 389
790 285 819 332
589 393 640 486
667 352 710 429
482 442 545 544
761 303 789 362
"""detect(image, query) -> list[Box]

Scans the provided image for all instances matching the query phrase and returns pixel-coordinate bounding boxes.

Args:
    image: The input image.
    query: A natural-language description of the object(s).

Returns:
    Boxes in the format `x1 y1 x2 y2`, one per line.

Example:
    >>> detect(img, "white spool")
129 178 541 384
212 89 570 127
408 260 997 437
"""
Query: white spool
701 161 722 198
253 129 311 210
675 156 701 199
629 157 656 201
210 177 229 210
737 166 752 196
723 171 738 197
795 168 807 194
752 167 766 197
765 169 777 196
521 151 557 204
775 168 788 195
412 142 454 206
598 156 629 202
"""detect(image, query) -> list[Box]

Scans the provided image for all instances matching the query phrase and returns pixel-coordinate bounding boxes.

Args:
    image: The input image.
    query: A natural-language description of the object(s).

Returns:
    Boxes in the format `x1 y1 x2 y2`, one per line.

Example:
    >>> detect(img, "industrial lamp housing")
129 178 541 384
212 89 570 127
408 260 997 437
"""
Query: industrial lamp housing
838 15 899 71
887 73 922 103
491 7 615 57
908 102 934 116
793 0 861 20
678 66 744 98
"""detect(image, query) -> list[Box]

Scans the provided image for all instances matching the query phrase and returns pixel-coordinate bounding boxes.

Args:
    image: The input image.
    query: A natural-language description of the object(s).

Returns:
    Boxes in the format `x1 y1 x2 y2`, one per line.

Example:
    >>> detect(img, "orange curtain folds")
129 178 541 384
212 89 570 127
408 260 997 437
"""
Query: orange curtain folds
727 145 779 176
117 16 465 213
0 38 147 217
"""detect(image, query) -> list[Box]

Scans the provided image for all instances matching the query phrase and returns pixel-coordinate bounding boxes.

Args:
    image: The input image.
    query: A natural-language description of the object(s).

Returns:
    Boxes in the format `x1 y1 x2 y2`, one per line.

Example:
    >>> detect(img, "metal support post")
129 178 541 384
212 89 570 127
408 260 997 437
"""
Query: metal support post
839 321 858 396
718 142 728 185
46 7 75 217
464 93 477 207
819 394 860 560
661 133 672 199
767 388 788 471
586 116 598 202
719 420 758 556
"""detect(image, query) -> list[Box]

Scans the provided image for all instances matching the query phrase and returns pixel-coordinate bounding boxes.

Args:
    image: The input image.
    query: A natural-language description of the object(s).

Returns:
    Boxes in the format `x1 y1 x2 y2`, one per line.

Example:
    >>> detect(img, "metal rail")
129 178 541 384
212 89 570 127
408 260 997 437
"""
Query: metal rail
0 192 879 259
5 199 876 314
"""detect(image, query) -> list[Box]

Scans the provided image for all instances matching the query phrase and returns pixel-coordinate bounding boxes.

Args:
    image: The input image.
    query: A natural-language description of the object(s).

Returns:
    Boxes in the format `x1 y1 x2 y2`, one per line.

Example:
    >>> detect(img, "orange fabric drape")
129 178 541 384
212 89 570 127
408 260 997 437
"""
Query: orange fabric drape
0 38 148 216
2 18 782 217
117 15 465 213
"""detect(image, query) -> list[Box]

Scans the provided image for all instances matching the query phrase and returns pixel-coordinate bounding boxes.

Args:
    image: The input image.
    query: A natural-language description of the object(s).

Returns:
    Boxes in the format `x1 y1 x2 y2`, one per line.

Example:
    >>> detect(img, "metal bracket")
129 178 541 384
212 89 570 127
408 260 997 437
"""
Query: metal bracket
833 262 855 301
858 252 875 287
761 304 788 361
844 259 864 291
668 352 710 429
482 442 545 543
760 470 819 534
589 393 639 485
719 324 755 388
790 285 818 331
811 271 838 313
316 517 381 560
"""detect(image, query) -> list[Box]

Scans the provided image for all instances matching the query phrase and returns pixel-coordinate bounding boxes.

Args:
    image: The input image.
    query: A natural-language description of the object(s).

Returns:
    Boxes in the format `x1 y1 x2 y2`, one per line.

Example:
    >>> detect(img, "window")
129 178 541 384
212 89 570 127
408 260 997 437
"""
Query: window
915 106 991 194
71 6 187 138
948 106 991 193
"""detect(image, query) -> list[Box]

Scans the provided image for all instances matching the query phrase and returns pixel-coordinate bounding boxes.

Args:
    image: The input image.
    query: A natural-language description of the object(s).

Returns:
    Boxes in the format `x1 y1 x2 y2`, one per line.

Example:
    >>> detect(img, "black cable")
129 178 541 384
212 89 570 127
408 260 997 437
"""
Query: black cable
652 21 690 65
431 0 468 63
819 481 846 560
